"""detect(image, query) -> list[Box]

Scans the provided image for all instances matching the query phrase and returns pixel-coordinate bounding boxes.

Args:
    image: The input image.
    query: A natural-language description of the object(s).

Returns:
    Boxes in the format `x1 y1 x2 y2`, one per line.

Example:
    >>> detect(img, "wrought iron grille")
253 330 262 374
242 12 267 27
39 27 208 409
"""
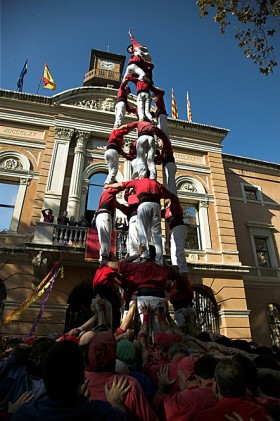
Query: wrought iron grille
193 287 220 333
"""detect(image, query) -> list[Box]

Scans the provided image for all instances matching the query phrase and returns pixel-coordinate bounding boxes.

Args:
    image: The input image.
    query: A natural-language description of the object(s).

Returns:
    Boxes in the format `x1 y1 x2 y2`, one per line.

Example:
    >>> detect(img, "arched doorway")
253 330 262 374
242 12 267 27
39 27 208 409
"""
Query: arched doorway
64 280 93 333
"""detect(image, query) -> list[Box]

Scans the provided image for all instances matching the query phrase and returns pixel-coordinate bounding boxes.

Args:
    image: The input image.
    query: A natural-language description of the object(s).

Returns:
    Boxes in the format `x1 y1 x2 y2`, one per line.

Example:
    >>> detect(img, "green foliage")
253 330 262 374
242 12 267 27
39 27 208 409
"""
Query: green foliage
197 0 279 74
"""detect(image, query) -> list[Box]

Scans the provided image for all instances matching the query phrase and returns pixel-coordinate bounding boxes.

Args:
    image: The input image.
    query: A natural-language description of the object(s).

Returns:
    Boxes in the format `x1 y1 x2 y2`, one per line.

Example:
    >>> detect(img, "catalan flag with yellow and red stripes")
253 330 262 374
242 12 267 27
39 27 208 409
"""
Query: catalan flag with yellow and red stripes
171 88 179 119
187 91 193 122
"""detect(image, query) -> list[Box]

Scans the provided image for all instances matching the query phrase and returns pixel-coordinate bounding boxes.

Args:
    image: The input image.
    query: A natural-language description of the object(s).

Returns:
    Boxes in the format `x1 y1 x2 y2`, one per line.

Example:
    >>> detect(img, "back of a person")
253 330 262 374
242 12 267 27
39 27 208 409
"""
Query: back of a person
13 393 125 421
194 396 272 421
86 371 158 421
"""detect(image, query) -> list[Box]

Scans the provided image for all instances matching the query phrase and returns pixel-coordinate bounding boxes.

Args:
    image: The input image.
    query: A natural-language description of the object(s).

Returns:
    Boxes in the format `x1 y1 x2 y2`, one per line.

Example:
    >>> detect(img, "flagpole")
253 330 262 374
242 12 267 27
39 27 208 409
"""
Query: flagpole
36 64 45 95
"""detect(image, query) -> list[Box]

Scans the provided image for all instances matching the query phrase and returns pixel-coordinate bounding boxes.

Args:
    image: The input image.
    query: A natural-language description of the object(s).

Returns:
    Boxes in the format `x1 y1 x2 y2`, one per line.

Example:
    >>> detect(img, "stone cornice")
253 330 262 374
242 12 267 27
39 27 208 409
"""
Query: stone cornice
223 153 280 171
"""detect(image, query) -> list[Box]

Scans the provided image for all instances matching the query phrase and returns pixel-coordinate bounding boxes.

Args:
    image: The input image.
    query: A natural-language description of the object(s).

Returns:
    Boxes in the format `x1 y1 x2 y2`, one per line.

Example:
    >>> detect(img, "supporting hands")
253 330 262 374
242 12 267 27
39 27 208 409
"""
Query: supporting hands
105 376 131 412
157 366 176 392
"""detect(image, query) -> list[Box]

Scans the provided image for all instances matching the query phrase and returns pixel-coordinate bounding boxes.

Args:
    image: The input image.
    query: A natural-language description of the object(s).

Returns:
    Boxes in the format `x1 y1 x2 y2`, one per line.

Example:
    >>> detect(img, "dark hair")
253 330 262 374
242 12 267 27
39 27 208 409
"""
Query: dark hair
26 338 55 378
233 354 258 395
231 339 252 354
127 44 133 53
43 341 85 399
196 332 211 342
214 359 246 398
257 372 280 398
194 354 219 380
215 335 233 347
253 354 280 371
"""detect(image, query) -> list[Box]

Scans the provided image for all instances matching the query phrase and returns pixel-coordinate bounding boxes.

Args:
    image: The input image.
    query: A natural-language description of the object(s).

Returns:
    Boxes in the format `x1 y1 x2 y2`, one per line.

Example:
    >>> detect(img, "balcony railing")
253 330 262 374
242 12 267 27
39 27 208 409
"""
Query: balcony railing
32 223 128 257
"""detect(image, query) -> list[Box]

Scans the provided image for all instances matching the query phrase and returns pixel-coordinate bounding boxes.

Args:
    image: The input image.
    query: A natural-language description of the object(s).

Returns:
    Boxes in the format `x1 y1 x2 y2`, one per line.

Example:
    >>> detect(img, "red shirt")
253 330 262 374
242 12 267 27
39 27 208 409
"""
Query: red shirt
170 276 193 310
107 126 130 151
164 196 184 229
154 386 217 421
85 371 157 421
194 397 271 421
116 83 137 114
121 178 171 204
118 261 170 292
92 266 116 289
97 188 118 212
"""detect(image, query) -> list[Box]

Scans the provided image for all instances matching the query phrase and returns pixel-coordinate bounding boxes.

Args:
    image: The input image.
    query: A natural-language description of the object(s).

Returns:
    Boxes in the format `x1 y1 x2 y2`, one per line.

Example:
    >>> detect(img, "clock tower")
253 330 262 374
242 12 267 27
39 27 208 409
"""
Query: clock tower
83 49 126 88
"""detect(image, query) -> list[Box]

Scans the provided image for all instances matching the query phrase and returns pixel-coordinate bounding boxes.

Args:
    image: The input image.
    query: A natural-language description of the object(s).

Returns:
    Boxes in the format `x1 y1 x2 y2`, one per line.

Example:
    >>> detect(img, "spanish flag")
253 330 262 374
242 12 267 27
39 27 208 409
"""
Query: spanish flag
171 88 179 119
42 64 56 90
187 91 193 122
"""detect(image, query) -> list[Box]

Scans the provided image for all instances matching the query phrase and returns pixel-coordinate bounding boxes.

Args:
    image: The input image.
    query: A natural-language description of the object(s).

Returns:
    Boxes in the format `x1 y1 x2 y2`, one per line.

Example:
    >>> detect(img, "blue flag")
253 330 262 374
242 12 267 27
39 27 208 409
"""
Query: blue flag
17 60 28 92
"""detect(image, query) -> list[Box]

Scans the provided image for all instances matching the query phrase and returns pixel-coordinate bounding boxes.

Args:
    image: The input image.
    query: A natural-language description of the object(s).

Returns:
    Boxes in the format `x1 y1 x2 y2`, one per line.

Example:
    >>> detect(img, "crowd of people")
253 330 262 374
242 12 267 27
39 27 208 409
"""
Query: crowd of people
1 33 279 420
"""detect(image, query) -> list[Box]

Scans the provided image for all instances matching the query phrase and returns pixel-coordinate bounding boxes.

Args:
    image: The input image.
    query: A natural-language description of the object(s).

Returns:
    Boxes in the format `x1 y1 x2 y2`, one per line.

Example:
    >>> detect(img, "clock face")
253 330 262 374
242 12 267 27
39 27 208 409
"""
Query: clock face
100 60 115 70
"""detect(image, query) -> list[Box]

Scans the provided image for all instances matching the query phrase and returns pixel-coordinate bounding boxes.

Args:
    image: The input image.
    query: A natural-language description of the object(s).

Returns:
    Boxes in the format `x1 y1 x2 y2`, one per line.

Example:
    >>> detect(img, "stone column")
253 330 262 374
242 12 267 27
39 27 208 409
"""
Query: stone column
67 130 89 219
43 127 74 217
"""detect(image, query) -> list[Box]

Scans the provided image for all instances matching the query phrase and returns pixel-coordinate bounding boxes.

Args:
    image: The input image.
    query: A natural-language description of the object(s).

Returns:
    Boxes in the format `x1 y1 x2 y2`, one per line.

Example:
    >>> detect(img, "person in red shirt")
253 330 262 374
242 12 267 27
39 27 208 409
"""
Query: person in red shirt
41 208 54 223
85 331 158 421
105 177 174 264
117 189 140 258
157 132 177 194
114 82 137 129
126 74 153 122
104 125 133 185
163 196 188 273
95 187 120 265
153 354 219 421
118 120 171 181
194 359 272 421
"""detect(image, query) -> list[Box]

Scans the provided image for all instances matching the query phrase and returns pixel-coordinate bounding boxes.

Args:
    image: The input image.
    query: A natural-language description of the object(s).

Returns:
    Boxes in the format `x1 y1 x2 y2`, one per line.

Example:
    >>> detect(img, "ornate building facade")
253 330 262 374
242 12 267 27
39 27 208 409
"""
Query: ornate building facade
0 60 279 345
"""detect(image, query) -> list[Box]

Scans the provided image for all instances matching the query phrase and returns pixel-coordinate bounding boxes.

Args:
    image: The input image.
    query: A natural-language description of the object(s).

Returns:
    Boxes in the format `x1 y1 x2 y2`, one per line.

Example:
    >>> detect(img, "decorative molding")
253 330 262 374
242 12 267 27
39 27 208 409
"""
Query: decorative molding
0 157 23 171
73 96 116 112
218 309 251 318
55 127 74 141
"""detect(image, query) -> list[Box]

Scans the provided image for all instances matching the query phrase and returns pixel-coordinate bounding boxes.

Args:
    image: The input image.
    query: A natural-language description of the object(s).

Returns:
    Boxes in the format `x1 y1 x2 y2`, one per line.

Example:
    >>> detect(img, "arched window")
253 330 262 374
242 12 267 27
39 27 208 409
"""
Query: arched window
267 303 280 347
0 152 31 232
176 176 212 251
85 172 107 223
193 287 220 333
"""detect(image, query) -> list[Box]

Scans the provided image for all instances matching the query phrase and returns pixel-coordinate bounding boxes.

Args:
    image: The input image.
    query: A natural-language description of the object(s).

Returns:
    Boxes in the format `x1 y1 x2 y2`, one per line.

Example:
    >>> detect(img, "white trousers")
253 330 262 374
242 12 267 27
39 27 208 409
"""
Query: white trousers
137 92 153 121
137 296 167 335
104 149 119 185
136 134 156 179
170 224 188 273
96 212 112 261
114 102 126 128
137 202 163 265
128 214 139 258
157 113 169 137
163 162 177 195
131 157 139 179
123 64 146 82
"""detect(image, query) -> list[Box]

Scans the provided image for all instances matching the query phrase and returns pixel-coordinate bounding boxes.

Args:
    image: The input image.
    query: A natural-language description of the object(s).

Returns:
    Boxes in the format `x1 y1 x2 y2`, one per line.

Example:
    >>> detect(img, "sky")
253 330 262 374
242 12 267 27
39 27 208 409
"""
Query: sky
1 0 280 164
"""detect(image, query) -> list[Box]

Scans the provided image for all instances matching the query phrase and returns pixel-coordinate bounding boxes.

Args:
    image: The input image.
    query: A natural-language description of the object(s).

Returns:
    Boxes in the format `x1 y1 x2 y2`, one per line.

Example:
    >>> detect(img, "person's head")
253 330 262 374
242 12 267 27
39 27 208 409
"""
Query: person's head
233 354 258 395
253 354 280 371
43 340 85 399
26 338 55 378
196 331 212 343
117 339 136 371
213 359 246 400
231 339 252 354
127 44 133 54
87 331 116 372
194 354 219 387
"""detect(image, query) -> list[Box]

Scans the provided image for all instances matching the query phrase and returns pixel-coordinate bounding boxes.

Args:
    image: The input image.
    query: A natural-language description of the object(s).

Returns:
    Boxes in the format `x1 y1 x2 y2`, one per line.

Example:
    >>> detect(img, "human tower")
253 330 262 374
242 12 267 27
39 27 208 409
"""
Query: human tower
92 32 193 333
